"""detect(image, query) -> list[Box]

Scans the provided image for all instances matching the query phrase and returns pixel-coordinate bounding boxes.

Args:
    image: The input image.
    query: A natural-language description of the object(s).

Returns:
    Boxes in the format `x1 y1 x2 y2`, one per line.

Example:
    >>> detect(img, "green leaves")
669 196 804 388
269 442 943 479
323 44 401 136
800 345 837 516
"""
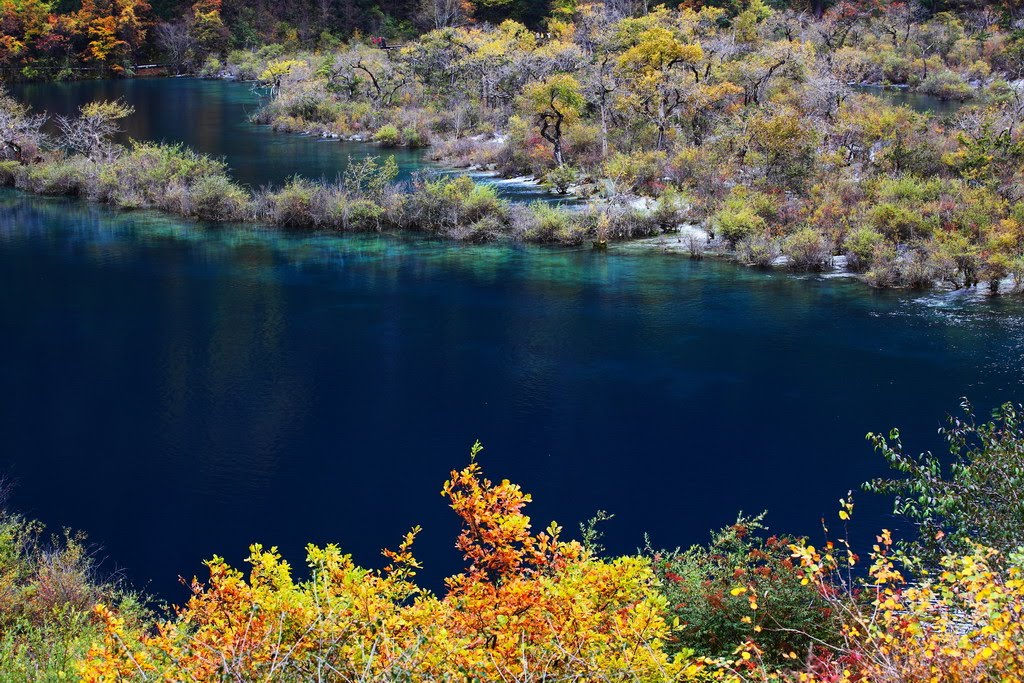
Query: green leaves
865 400 1024 570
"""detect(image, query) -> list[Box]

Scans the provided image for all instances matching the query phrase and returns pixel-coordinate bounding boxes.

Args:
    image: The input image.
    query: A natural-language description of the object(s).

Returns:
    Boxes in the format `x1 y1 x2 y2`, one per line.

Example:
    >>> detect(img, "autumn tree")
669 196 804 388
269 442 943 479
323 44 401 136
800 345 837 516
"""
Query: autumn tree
522 73 584 165
329 46 410 106
745 104 821 188
74 0 151 73
56 99 134 161
614 24 706 149
80 444 685 681
189 0 227 60
0 0 53 69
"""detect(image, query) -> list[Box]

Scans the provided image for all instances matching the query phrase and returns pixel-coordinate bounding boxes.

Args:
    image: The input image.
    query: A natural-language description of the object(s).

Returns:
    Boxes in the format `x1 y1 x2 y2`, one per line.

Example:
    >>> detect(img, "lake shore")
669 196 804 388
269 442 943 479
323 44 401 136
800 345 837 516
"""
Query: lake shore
3 77 1023 295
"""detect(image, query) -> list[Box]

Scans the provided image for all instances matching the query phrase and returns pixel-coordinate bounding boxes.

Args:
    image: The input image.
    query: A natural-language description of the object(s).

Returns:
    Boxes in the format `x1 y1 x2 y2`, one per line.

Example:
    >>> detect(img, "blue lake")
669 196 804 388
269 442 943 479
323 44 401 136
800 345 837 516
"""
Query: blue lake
0 80 1022 600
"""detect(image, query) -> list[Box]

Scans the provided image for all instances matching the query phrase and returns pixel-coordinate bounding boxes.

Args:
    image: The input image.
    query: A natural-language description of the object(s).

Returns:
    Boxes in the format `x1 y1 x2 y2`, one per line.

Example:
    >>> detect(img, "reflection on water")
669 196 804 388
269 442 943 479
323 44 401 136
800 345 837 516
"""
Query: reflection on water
1 188 1022 600
9 78 571 203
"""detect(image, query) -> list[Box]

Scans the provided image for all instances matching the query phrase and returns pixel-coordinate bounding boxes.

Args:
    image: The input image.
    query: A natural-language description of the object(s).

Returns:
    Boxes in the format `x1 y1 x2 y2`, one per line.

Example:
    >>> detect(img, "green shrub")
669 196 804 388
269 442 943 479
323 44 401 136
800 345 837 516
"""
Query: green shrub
650 514 841 665
463 182 503 221
543 165 579 195
934 231 981 288
602 150 666 195
864 246 939 288
16 159 88 196
401 126 425 147
0 503 149 683
402 175 509 235
189 175 251 222
373 124 402 147
867 202 937 242
919 69 973 101
844 227 884 271
0 160 19 186
865 401 1024 569
715 204 766 248
523 201 580 242
457 214 506 242
265 177 318 227
650 188 690 231
102 143 230 206
198 56 222 78
783 227 832 271
604 208 662 239
336 198 385 231
874 176 944 204
736 235 779 267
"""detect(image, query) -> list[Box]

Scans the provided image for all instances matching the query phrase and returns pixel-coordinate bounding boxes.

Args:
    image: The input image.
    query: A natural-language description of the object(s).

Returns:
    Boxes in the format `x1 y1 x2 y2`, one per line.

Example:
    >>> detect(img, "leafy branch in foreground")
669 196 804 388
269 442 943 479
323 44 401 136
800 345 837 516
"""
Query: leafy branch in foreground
650 512 841 667
864 399 1024 568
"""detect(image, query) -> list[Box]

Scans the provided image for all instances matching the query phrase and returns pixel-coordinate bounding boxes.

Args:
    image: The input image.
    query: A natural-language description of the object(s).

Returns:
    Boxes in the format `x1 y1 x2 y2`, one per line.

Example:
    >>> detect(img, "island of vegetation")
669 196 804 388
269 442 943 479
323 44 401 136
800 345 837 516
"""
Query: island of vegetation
3 1 1024 291
2 401 1024 681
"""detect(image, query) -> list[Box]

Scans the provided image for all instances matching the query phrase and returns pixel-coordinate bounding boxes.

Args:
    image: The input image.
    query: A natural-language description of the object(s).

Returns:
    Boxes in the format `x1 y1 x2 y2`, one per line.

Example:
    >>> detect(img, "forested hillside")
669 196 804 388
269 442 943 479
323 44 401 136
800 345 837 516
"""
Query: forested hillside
1 0 1023 77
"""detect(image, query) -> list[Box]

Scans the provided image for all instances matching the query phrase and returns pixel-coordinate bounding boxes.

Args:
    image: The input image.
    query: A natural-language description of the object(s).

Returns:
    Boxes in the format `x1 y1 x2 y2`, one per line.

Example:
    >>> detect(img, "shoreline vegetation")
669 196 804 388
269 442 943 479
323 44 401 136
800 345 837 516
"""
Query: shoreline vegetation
3 402 1024 681
1 4 1024 290
2 77 1023 294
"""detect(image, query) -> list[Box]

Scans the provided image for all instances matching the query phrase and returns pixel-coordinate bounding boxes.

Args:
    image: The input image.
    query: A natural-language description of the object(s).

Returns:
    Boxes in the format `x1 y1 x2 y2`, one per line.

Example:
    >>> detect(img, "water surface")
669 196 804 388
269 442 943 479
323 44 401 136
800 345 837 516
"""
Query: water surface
0 79 1022 600
854 84 967 116
2 188 1022 599
10 78 562 203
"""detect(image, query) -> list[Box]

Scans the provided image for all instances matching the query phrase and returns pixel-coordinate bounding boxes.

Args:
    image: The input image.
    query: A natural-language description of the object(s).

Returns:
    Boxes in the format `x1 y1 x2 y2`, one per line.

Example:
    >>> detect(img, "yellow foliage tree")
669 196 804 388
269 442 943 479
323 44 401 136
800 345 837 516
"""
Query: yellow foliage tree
79 442 693 681
74 0 150 73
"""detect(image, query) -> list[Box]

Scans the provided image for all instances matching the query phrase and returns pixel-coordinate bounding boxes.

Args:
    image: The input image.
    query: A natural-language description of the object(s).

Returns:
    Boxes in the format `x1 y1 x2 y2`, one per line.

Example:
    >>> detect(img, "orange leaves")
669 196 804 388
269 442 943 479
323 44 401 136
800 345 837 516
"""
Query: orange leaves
78 444 684 681
75 446 688 679
442 440 583 587
381 524 423 581
74 0 150 69
73 445 1024 682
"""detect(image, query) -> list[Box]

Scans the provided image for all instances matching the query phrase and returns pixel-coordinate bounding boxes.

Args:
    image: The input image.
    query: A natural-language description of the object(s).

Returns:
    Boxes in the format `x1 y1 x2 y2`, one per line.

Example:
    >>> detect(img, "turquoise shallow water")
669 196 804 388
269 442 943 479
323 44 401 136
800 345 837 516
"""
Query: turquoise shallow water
0 81 1022 600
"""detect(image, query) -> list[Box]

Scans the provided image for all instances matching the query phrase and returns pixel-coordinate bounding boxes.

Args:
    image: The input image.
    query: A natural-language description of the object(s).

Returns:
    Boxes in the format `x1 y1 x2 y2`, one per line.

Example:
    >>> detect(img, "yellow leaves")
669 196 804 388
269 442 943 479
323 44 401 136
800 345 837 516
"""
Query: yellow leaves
472 19 537 59
80 99 134 121
73 442 1024 683
382 524 423 580
523 74 585 119
259 59 307 84
617 27 703 75
849 546 1024 683
77 451 693 681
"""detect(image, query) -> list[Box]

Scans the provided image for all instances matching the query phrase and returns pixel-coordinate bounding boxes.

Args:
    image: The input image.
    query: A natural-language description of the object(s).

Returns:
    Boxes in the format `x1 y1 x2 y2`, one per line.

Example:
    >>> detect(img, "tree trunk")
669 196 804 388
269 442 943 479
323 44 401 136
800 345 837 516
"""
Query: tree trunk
600 103 608 158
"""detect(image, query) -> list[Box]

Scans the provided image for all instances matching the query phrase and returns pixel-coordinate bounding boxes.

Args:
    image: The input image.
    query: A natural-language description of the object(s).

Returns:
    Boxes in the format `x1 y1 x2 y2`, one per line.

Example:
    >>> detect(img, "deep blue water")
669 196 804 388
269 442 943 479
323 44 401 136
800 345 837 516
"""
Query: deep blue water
0 80 1022 601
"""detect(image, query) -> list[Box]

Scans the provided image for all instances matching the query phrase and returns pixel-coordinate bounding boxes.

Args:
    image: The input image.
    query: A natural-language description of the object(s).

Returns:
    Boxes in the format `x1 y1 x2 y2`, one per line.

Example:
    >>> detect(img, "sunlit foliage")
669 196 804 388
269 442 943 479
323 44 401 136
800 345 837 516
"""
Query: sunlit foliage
79 443 691 681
